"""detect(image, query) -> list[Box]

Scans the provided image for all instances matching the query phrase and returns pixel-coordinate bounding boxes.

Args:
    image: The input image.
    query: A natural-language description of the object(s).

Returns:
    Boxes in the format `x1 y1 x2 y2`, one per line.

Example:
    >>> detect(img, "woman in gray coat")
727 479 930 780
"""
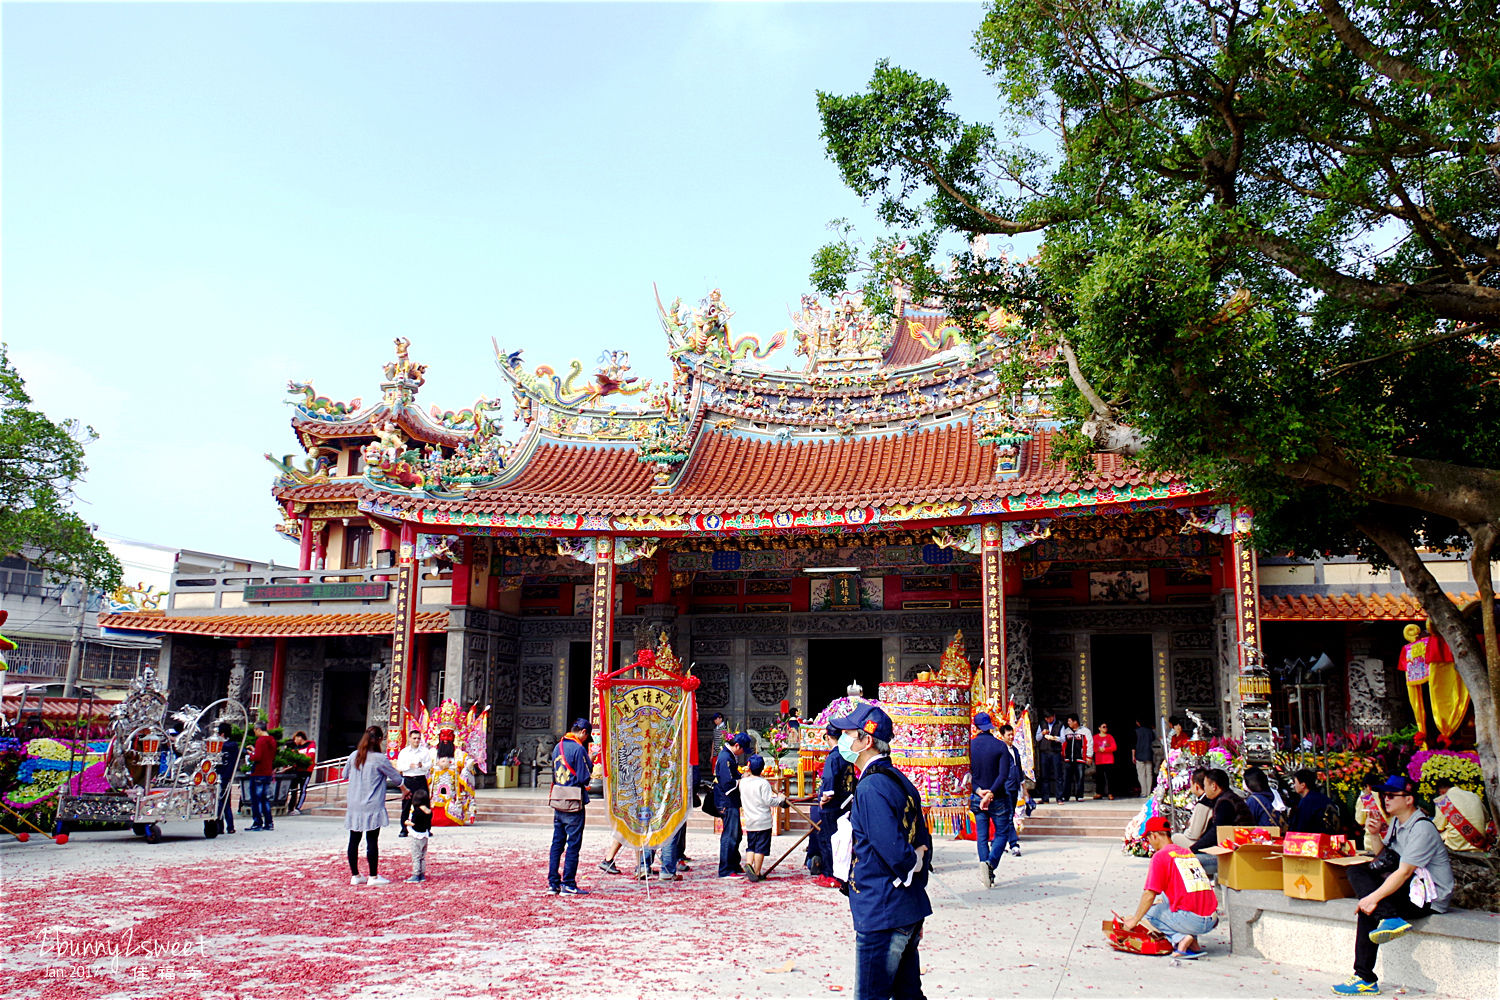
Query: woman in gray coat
345 726 404 886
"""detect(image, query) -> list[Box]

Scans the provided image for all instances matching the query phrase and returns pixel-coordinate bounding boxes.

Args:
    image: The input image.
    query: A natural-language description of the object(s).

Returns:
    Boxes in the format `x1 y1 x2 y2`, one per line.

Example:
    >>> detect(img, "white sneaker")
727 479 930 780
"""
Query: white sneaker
350 875 367 885
367 875 391 886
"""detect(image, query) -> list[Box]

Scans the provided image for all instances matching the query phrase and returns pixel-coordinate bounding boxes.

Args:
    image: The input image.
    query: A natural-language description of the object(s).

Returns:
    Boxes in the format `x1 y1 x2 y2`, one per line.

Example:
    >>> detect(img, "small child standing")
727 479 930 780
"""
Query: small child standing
738 755 786 882
405 786 433 883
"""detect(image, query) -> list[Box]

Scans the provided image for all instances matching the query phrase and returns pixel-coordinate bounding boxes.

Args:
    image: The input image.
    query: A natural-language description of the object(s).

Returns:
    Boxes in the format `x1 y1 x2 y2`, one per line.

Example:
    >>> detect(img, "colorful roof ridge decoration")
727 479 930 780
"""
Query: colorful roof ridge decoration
99 610 450 638
1259 592 1478 622
275 287 1216 532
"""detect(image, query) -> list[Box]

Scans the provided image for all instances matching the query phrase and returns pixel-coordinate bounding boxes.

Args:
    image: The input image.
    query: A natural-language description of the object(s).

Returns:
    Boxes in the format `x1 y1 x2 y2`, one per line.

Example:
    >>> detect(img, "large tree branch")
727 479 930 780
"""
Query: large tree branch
1315 0 1442 98
1230 228 1500 323
899 153 1066 235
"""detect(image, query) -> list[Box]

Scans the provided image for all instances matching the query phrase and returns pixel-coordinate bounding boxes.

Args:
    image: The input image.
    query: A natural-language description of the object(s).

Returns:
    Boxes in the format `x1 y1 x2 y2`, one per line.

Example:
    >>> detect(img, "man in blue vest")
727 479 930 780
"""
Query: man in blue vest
546 718 593 896
810 722 859 888
716 731 752 877
969 714 1020 887
832 703 933 1000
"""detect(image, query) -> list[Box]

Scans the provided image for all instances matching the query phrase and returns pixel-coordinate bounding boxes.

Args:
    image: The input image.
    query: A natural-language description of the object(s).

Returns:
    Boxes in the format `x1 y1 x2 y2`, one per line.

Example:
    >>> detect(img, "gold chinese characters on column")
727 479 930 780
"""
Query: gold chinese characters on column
980 522 1007 710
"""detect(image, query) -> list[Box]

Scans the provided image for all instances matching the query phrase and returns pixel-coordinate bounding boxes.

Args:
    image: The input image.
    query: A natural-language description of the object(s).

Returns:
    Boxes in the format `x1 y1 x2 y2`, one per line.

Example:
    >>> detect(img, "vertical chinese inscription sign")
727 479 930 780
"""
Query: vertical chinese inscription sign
980 522 1008 711
387 525 419 739
588 536 617 730
1232 514 1261 672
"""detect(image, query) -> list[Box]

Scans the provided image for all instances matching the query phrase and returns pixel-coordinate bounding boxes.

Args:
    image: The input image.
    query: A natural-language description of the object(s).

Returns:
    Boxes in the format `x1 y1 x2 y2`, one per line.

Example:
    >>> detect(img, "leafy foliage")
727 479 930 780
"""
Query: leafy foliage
0 344 122 593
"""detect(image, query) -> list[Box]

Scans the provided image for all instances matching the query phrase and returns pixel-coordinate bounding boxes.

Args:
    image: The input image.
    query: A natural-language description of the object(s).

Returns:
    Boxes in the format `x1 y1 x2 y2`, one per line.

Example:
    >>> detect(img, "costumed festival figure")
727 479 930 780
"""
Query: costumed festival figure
1397 623 1472 749
399 700 488 825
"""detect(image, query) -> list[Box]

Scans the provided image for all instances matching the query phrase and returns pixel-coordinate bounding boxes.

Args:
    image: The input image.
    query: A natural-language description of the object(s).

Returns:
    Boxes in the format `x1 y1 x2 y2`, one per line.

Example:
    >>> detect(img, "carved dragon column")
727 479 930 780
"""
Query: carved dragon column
587 536 617 731
386 521 419 742
980 521 1009 712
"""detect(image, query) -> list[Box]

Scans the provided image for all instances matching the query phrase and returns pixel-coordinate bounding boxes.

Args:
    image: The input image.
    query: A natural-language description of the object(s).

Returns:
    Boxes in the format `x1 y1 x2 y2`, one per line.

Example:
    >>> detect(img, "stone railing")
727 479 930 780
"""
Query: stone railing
168 568 453 611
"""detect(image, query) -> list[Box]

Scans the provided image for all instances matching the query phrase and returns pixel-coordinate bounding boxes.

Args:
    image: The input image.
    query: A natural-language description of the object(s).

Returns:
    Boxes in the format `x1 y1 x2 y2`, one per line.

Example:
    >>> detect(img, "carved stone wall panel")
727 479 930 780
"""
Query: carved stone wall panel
749 638 789 657
898 612 981 634
522 640 553 657
749 665 790 706
1035 632 1075 654
521 662 554 707
1006 616 1033 712
1033 656 1074 716
695 663 732 710
520 619 590 639
519 713 552 732
693 638 732 657
1033 606 1212 630
1348 656 1388 731
696 616 789 636
1171 630 1214 651
492 660 519 708
1172 656 1216 709
903 635 944 654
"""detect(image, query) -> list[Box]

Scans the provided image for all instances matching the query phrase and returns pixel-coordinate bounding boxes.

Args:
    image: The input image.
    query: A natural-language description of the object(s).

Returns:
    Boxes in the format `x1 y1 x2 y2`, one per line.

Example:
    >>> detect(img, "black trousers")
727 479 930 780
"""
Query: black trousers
348 829 380 876
400 775 429 829
1347 863 1433 982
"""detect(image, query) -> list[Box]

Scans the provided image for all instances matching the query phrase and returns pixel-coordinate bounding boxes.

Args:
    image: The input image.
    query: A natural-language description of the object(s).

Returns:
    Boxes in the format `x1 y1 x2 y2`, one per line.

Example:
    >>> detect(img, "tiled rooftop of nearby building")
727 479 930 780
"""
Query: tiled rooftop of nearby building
1259 592 1477 622
99 611 450 638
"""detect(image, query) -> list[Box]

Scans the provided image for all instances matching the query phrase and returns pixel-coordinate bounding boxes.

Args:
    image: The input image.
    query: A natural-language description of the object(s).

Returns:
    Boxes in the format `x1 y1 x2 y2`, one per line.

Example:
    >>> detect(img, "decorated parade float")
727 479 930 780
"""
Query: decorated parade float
880 632 975 834
49 668 248 843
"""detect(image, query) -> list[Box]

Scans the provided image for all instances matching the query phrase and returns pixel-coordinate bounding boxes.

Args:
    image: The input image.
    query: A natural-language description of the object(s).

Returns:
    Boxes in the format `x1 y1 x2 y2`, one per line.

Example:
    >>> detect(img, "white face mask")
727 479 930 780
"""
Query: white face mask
836 732 861 762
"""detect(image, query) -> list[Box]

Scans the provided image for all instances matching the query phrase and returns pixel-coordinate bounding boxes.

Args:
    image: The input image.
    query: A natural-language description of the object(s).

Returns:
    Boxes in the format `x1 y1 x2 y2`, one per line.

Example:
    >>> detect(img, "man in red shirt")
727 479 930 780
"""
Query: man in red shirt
245 722 279 832
1121 815 1218 958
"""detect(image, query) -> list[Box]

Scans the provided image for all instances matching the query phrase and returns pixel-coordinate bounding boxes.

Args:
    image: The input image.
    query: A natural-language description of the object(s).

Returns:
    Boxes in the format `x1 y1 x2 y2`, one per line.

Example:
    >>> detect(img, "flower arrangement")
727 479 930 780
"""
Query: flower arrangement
1409 750 1483 800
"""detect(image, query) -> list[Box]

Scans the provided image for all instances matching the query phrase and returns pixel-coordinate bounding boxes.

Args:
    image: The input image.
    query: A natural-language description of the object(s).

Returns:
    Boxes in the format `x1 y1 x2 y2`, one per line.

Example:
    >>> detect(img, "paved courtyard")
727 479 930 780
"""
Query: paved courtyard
1 817 1433 1000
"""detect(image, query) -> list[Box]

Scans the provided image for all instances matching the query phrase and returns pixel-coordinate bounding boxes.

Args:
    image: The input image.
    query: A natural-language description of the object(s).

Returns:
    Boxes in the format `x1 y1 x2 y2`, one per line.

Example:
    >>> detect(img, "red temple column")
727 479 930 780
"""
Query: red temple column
313 523 328 572
652 546 671 603
588 537 617 731
387 521 419 741
268 638 287 728
451 537 471 606
980 521 1009 711
298 516 314 581
412 634 429 713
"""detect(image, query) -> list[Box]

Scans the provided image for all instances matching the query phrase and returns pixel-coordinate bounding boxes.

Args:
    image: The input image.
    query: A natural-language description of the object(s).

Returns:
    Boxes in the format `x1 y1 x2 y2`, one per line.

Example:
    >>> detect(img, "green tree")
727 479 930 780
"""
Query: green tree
814 0 1500 817
0 344 123 593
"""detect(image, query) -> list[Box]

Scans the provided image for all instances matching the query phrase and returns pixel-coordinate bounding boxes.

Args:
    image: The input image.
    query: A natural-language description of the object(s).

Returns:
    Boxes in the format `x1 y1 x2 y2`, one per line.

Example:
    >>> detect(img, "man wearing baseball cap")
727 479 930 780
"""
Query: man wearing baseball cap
1120 815 1218 958
968 712 1020 888
1334 774 1453 996
715 731 754 877
830 702 932 1000
546 718 593 896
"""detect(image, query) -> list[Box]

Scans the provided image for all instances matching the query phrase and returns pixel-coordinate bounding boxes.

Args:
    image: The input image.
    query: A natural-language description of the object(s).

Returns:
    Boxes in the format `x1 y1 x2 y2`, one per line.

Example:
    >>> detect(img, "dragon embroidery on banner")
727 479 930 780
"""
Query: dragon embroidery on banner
656 286 786 363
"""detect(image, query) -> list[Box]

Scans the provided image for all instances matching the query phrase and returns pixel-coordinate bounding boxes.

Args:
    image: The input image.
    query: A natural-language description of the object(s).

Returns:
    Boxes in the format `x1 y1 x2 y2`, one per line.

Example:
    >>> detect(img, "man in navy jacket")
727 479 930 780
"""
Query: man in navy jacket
832 703 932 1000
715 732 752 877
546 718 593 896
969 714 1020 886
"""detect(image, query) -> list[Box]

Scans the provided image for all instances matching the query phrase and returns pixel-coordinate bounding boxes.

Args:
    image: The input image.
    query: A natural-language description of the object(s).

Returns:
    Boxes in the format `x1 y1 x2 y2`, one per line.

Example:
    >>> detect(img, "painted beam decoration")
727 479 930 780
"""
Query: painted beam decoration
595 640 697 850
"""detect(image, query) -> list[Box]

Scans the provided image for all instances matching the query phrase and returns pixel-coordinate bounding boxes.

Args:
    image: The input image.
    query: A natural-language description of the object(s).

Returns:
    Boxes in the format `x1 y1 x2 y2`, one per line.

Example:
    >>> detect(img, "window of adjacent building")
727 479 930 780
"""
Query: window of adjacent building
343 526 373 568
249 670 265 714
0 555 48 598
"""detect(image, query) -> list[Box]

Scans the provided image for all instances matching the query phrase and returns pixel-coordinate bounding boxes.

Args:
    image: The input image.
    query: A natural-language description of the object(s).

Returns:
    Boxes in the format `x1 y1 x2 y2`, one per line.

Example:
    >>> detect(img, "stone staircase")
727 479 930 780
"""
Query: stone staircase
302 782 1137 840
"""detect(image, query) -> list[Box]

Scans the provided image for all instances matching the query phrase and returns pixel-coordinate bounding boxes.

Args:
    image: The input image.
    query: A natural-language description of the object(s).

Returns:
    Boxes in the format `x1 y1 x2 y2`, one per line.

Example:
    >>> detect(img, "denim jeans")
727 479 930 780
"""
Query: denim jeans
1063 761 1085 800
548 808 586 890
969 793 1013 867
854 919 925 1000
1037 753 1062 802
642 827 680 875
249 776 274 828
718 806 743 876
215 776 235 833
1145 899 1218 948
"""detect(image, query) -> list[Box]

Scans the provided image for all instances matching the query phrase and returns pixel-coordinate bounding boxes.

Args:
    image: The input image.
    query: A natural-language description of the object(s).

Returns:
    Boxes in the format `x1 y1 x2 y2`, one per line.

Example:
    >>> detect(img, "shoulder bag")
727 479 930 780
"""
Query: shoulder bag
548 741 584 813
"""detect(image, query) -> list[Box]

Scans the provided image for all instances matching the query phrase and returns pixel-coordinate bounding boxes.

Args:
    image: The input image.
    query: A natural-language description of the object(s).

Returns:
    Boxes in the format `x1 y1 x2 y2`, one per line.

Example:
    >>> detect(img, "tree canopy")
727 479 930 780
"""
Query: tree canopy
0 344 122 594
814 0 1500 810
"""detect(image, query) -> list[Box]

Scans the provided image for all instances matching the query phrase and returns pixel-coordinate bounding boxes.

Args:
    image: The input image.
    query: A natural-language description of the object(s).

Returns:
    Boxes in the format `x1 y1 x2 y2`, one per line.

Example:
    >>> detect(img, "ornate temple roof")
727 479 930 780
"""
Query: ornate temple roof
275 290 1212 534
1259 592 1475 622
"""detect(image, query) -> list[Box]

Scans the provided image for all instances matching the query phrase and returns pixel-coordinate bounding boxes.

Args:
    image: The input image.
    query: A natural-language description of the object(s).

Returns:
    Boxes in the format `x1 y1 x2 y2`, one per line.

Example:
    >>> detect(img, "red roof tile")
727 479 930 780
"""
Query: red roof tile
396 424 1187 517
1259 592 1477 622
100 611 449 638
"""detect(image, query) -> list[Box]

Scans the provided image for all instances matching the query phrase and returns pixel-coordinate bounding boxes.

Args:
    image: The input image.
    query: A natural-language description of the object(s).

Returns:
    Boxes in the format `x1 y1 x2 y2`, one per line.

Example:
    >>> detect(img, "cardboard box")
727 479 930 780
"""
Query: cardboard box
1216 825 1281 846
1204 827 1285 891
497 765 519 789
1282 855 1365 900
1283 832 1356 859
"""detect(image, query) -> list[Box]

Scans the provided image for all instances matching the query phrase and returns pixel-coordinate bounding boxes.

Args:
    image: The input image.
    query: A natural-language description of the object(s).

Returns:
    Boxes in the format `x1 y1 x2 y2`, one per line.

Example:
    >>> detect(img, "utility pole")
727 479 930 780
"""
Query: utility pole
62 580 88 697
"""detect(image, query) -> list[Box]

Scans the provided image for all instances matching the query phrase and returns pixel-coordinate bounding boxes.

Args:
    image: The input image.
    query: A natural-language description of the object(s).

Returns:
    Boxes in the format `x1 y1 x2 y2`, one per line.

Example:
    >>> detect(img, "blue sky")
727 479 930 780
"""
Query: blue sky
4 2 1013 562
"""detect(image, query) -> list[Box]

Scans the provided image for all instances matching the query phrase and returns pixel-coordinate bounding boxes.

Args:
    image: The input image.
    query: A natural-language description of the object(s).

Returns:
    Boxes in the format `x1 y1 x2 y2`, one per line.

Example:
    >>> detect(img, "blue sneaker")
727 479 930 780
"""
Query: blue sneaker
560 885 589 896
1368 918 1412 944
1331 976 1380 995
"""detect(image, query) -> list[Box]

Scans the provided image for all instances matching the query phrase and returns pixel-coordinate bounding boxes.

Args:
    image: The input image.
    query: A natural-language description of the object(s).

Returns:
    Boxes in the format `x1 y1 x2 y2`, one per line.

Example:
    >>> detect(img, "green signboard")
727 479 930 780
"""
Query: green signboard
243 582 390 602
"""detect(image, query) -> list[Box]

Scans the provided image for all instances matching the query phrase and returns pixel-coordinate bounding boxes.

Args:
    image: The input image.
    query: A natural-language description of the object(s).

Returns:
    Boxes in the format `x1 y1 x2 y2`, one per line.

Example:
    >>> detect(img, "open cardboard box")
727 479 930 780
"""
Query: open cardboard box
1280 854 1367 901
1202 825 1284 891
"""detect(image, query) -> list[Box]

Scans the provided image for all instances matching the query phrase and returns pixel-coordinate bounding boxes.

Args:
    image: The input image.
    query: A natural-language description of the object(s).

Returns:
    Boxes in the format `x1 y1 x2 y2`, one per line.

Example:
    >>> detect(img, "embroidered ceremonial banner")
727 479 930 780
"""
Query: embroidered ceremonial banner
596 637 698 851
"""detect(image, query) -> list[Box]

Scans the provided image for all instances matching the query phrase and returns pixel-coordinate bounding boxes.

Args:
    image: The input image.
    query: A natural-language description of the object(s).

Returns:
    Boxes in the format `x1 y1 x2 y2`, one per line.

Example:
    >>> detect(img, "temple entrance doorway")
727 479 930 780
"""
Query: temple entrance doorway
808 638 882 716
322 669 371 758
1089 633 1154 793
569 640 619 727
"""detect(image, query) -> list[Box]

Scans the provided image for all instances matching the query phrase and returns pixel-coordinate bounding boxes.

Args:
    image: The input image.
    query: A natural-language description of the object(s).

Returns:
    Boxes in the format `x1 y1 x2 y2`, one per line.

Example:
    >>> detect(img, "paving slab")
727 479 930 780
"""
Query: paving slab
0 817 1442 999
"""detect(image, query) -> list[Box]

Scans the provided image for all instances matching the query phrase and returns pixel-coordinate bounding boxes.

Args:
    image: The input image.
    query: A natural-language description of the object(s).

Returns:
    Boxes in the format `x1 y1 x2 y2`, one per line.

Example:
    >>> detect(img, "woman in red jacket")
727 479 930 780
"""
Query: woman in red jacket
1093 723 1118 800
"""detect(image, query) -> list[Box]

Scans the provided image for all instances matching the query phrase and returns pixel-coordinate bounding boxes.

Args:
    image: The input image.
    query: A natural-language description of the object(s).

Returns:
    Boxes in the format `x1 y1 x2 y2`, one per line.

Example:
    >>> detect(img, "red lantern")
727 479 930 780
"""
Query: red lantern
136 736 161 754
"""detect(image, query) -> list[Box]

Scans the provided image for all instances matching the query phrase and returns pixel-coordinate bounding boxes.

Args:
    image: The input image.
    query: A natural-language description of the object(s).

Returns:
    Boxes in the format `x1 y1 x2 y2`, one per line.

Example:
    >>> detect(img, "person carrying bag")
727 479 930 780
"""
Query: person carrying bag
545 719 593 895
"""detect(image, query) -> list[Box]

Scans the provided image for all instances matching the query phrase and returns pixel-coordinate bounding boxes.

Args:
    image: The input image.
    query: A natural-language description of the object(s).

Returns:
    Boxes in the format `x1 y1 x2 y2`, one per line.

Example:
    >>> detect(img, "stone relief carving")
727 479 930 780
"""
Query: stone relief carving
521 662 553 706
692 638 733 656
522 640 553 657
749 638 789 656
518 713 551 731
1171 630 1214 650
1172 657 1216 707
696 616 789 635
1007 616 1034 712
749 665 790 706
1033 606 1212 629
1032 657 1073 715
1348 656 1388 730
695 663 732 709
520 619 590 638
903 635 944 654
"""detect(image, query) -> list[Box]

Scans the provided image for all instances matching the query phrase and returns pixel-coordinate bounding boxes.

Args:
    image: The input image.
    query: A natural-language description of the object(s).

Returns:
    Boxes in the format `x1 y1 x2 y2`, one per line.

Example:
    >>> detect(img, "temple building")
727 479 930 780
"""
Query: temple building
100 290 1485 762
